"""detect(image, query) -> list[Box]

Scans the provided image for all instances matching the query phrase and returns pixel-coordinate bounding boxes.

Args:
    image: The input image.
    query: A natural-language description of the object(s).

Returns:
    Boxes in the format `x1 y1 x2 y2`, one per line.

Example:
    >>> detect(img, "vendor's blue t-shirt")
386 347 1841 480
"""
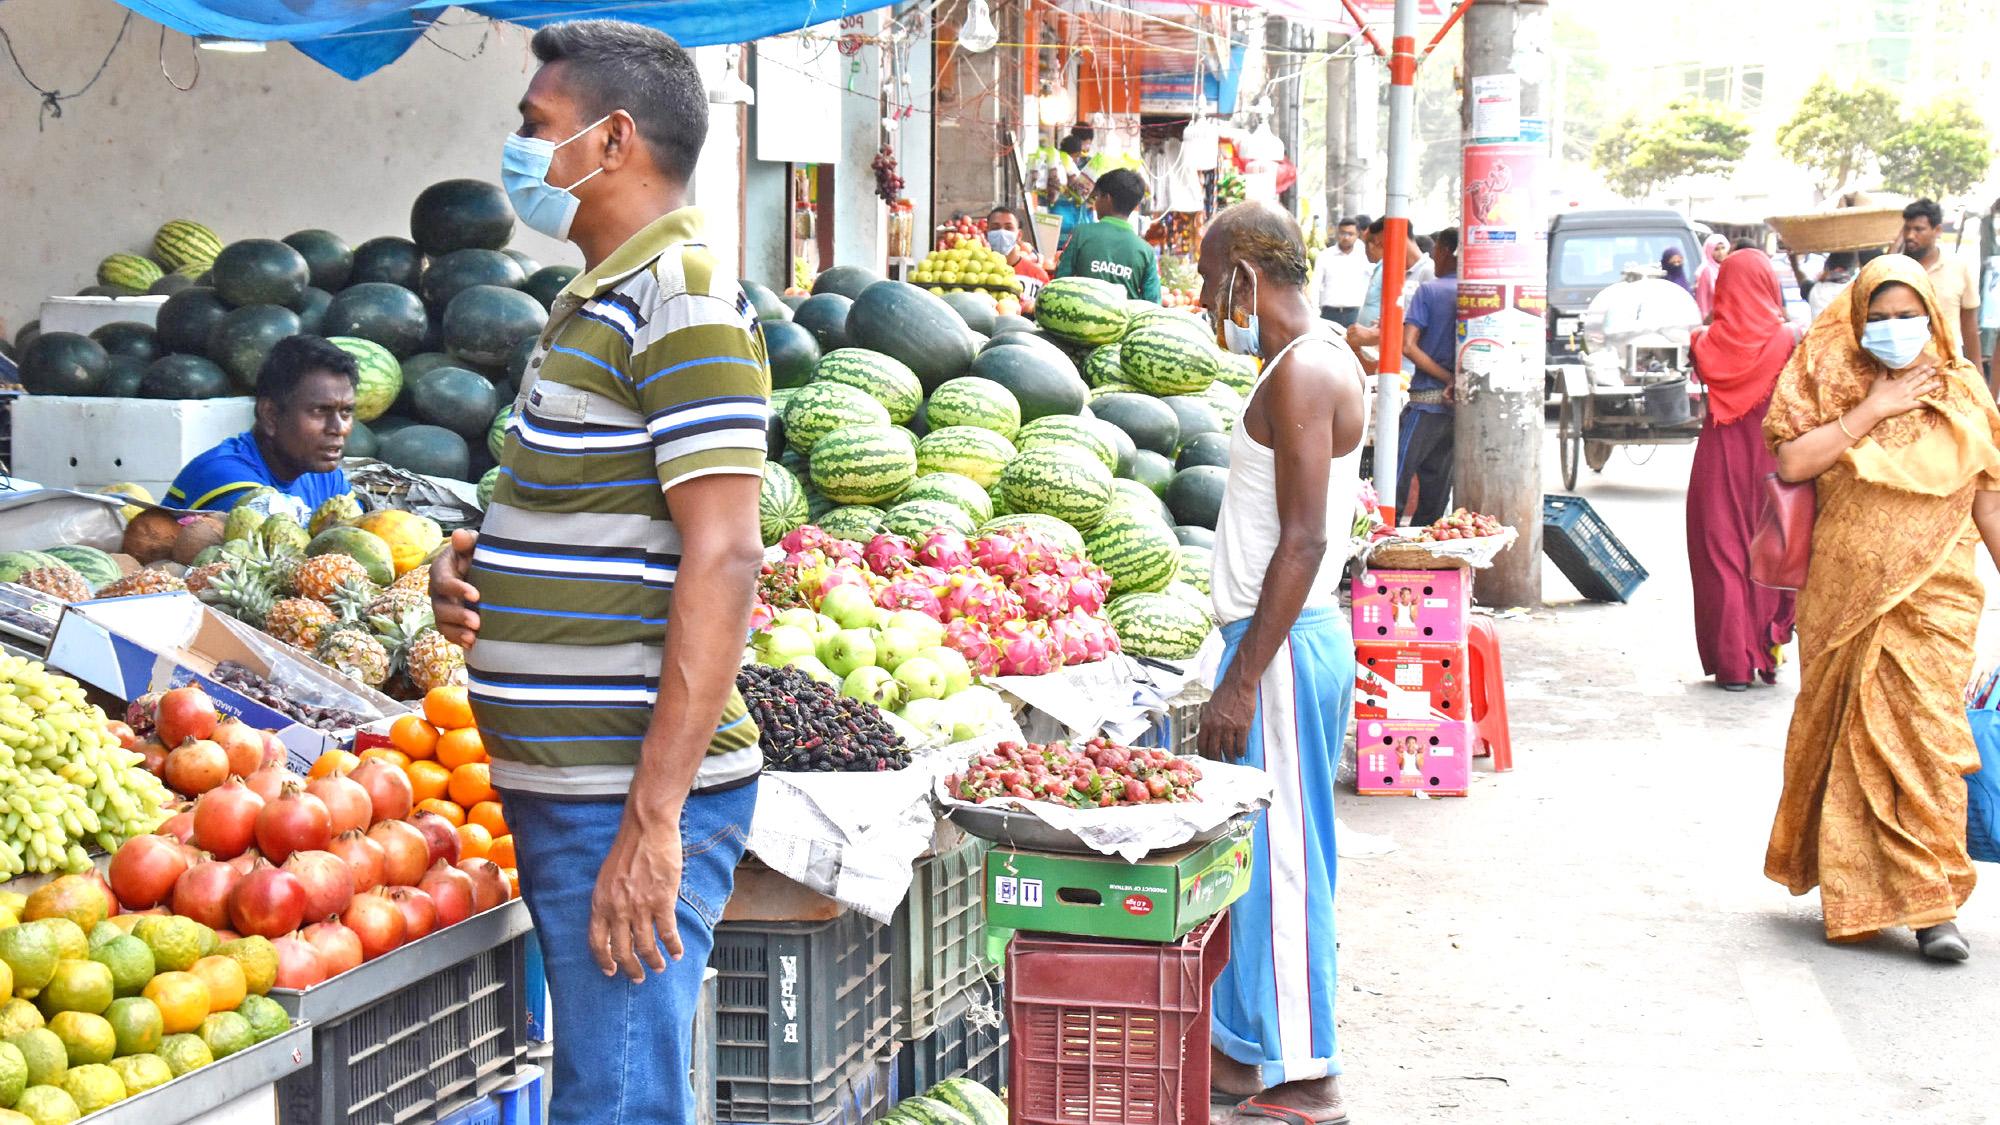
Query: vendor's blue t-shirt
165 432 348 514
1404 273 1460 415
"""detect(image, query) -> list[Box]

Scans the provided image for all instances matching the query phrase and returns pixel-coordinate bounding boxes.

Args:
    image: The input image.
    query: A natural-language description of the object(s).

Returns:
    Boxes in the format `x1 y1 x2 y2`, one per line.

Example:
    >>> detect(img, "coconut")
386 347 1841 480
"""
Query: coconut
121 508 184 564
171 513 226 566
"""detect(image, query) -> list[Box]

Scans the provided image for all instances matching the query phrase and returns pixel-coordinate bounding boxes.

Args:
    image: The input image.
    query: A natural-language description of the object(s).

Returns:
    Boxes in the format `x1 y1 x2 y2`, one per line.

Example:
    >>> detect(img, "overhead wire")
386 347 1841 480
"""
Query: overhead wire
0 8 133 129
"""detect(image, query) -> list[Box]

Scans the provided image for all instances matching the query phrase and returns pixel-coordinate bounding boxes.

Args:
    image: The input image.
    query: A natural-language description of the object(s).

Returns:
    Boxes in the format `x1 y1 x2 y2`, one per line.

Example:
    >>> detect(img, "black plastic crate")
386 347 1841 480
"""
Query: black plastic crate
717 1048 900 1125
897 987 1008 1099
712 911 897 1117
893 836 994 1040
278 933 528 1124
1542 493 1648 603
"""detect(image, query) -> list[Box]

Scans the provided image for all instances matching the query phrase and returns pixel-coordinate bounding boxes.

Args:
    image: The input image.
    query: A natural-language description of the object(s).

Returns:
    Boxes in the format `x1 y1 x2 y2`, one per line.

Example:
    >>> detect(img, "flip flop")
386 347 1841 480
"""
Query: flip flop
1231 1096 1351 1125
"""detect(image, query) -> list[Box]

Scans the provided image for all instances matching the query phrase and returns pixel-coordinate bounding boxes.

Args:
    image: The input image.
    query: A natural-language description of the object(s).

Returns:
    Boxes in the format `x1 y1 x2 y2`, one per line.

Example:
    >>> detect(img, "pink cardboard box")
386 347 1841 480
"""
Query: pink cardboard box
1351 568 1470 644
1355 717 1472 798
1354 642 1467 723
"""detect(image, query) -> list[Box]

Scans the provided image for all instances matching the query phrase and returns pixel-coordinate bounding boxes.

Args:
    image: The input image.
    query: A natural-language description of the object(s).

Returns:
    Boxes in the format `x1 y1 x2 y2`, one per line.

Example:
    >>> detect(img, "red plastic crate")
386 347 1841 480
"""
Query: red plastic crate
1006 914 1230 1125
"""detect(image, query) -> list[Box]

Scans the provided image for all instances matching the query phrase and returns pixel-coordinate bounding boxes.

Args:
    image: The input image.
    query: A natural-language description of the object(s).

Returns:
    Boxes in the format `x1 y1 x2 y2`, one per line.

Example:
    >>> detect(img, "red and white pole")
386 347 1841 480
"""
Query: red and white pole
1371 0 1420 524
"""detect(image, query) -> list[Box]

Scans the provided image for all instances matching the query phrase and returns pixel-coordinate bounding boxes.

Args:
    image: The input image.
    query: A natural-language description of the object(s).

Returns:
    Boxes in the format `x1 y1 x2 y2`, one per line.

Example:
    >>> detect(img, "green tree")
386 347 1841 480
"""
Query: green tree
1592 100 1751 200
1776 78 1901 196
1880 97 1993 199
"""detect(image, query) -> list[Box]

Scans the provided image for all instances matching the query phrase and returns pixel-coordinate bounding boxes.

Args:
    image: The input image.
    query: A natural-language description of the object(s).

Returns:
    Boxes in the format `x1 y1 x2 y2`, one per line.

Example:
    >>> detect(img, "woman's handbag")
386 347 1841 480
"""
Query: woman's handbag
1961 669 2000 864
1750 473 1815 591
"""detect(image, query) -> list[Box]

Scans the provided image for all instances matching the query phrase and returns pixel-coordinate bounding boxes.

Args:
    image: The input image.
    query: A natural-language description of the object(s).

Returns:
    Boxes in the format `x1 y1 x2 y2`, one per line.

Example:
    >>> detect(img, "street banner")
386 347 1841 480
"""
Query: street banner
1461 142 1545 283
1457 283 1545 396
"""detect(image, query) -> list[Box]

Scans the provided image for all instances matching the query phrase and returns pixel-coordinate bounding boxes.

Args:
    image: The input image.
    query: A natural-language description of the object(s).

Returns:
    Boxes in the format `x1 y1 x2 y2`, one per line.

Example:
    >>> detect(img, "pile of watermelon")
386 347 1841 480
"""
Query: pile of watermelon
7 180 566 488
884 1076 1006 1125
757 267 1233 661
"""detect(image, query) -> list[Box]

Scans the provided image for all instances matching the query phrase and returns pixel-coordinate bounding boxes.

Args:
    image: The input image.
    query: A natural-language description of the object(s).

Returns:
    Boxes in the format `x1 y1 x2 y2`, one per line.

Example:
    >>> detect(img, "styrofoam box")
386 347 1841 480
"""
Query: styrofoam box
10 395 253 496
183 1086 276 1125
39 295 168 334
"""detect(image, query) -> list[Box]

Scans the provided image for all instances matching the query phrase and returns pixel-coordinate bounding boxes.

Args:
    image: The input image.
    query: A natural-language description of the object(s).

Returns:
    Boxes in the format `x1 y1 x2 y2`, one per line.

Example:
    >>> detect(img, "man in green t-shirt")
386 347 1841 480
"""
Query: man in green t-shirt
1053 168 1160 302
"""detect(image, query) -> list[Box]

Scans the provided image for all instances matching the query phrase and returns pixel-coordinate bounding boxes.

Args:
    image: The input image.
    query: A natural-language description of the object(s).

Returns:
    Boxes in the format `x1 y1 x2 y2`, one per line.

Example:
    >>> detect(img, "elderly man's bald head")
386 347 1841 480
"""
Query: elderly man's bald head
1201 202 1310 288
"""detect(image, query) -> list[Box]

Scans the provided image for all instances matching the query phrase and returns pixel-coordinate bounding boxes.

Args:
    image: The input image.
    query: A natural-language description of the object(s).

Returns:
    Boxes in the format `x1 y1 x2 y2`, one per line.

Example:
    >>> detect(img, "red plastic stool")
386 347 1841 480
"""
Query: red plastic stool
1467 616 1513 772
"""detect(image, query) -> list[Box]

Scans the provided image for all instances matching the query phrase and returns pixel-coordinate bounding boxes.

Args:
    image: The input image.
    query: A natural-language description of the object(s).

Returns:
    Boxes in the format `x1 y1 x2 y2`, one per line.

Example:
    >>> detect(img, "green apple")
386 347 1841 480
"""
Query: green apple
921 646 973 695
819 628 879 679
817 584 881 630
885 610 945 649
893 656 949 702
842 665 903 709
782 653 841 687
947 685 1008 742
898 697 954 742
753 625 817 665
875 626 924 672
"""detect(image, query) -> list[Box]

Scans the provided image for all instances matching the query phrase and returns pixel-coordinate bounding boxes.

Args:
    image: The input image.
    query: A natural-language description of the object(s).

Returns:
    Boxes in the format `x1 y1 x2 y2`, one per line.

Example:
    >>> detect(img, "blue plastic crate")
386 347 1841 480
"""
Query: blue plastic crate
523 932 549 1043
720 1051 899 1125
492 1065 547 1125
438 1096 502 1125
1542 493 1647 603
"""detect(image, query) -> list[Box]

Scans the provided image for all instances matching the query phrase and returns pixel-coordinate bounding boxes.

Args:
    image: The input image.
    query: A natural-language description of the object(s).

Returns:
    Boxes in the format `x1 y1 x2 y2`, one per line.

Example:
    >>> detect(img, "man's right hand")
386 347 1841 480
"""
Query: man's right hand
430 529 481 649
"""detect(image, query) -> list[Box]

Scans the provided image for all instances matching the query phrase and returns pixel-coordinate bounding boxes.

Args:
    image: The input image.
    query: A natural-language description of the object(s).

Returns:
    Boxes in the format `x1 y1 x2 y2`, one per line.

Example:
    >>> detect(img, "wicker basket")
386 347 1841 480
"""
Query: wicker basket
1363 539 1476 570
1766 207 1904 253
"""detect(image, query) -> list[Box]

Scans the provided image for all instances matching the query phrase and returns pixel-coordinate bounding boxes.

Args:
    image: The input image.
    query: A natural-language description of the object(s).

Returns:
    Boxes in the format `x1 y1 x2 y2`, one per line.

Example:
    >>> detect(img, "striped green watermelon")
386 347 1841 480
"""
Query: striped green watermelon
1126 305 1200 334
1204 382 1244 427
894 1098 975 1125
784 381 891 456
44 545 121 592
97 254 162 292
978 513 1084 556
1090 381 1138 400
1120 317 1220 395
927 1080 1007 1125
1108 591 1210 659
477 466 500 507
325 336 403 423
805 484 836 521
915 426 1017 487
1176 545 1212 593
1165 580 1212 616
897 472 994 523
152 220 222 271
819 505 887 542
810 424 918 505
1083 508 1180 594
1108 477 1170 521
1015 415 1116 474
924 377 1020 439
1084 344 1124 387
488 405 513 460
986 479 1011 517
760 461 810 545
815 348 924 424
1034 277 1129 345
1216 352 1258 395
999 446 1114 531
883 498 976 538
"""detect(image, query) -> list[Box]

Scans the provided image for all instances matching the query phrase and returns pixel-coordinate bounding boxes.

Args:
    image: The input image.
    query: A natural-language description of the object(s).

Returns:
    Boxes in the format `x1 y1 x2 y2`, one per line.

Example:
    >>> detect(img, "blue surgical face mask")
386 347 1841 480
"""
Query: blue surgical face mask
1220 264 1261 357
1860 316 1931 370
986 229 1018 254
502 113 613 241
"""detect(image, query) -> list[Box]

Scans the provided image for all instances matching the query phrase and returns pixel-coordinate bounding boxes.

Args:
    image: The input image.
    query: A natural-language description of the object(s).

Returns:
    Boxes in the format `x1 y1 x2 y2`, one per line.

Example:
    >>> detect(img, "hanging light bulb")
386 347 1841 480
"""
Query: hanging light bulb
707 44 756 105
195 36 265 53
958 0 999 54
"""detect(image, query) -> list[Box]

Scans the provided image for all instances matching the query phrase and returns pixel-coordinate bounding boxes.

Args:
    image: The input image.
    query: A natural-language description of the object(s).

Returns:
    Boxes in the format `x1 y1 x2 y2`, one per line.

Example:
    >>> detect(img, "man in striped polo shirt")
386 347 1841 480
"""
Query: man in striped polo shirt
430 21 768 1121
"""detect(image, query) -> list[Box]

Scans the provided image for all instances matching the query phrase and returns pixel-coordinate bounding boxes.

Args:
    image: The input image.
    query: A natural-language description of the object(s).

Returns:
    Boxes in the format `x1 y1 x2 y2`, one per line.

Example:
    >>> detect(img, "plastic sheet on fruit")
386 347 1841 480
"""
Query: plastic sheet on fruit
0 487 127 554
935 756 1272 862
994 652 1172 743
342 460 482 528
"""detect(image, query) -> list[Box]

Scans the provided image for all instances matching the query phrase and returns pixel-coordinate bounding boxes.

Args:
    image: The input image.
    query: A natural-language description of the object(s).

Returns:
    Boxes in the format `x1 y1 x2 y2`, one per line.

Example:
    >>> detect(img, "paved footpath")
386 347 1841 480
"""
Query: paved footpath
1335 436 1998 1125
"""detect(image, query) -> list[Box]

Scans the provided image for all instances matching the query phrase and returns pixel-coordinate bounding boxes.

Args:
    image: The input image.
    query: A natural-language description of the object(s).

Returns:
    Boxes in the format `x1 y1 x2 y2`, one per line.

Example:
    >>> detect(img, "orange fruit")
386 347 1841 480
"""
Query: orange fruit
142 972 211 1034
435 728 486 770
448 763 496 808
416 798 465 827
456 823 493 861
502 868 519 899
359 747 411 770
487 834 516 869
189 955 246 1013
308 749 360 780
389 716 439 760
407 761 452 804
423 687 474 732
467 801 508 839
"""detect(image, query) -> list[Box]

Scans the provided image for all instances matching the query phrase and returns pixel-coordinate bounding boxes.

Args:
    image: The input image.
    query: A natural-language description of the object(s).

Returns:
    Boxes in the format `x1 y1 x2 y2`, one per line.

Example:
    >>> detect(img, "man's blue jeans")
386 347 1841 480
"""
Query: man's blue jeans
504 782 757 1124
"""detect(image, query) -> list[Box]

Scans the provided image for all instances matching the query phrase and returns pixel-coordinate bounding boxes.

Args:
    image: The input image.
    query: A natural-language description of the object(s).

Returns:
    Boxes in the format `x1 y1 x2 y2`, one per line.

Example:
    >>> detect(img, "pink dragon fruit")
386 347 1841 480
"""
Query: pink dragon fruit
1046 612 1094 666
1011 573 1068 621
812 563 872 601
906 565 950 589
992 619 1058 677
1081 613 1122 659
748 602 777 631
1061 571 1109 615
917 528 973 570
779 526 833 556
821 536 864 565
938 569 1015 627
971 531 1031 579
944 618 1003 676
877 576 945 619
863 533 917 577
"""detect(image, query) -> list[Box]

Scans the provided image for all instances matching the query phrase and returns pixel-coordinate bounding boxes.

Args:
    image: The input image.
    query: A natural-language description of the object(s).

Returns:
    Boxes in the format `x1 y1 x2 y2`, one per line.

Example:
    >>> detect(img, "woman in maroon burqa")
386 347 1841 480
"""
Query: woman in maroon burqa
1688 249 1799 690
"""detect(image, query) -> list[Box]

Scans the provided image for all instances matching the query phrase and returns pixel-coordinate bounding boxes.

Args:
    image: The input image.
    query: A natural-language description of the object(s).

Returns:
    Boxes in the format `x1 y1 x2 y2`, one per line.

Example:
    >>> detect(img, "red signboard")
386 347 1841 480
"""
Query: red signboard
1460 143 1546 282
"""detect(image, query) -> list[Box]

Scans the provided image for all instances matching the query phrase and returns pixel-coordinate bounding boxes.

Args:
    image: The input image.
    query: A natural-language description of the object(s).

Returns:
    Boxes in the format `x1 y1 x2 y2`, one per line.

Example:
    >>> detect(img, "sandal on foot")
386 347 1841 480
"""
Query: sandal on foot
1232 1097 1351 1125
1917 922 1970 962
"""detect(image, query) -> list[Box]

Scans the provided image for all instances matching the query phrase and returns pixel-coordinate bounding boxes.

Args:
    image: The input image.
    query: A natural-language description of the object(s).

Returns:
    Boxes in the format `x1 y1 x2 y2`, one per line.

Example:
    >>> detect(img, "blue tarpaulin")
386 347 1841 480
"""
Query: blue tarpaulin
112 1 901 80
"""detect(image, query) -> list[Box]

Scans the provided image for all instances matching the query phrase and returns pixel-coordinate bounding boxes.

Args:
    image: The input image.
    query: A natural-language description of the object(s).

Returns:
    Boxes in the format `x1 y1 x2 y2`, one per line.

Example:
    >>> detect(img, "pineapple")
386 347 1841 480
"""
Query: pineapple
325 576 379 626
199 559 277 629
315 625 391 687
14 563 92 603
295 553 373 603
264 597 338 651
366 580 429 620
404 625 467 694
99 566 191 599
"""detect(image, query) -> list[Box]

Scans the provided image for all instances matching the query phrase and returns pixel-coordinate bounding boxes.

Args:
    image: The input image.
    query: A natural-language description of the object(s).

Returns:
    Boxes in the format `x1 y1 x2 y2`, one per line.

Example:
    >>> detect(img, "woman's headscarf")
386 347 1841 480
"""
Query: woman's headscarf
1694 234 1730 319
1692 248 1793 425
1660 248 1693 291
1764 254 2000 497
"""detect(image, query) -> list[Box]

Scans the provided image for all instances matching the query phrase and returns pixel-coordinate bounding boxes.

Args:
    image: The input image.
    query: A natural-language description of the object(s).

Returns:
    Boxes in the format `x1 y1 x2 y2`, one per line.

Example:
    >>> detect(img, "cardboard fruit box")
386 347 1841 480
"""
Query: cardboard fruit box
984 821 1253 943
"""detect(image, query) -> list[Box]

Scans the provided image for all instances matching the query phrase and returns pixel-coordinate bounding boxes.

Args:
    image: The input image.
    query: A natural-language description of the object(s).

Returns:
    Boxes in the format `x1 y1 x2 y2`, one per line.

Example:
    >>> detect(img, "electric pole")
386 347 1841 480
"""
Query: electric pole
1456 0 1549 607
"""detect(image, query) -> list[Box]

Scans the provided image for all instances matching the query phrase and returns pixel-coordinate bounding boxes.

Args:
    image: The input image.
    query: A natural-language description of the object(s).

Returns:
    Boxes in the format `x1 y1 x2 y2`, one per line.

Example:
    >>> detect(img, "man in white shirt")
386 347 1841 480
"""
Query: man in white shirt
1311 218 1371 326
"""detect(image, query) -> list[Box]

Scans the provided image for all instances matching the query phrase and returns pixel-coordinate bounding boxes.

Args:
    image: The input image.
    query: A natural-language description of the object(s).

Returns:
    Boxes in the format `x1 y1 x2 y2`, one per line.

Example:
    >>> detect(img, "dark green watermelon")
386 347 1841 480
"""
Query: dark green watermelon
345 418 379 459
1130 449 1176 496
348 237 425 290
523 265 579 310
99 355 148 398
21 333 110 395
766 414 788 461
1162 395 1224 450
740 279 790 322
410 366 502 440
369 415 418 441
761 320 820 390
780 295 806 312
295 287 334 335
993 314 1037 334
1166 465 1228 529
13 320 39 351
1176 431 1232 470
399 352 459 382
812 265 882 300
503 336 537 385
141 354 231 399
154 288 231 355
282 230 354 292
79 284 142 298
967 344 1086 421
790 293 852 352
207 305 302 392
321 283 429 358
89 322 159 364
422 249 526 312
380 423 472 480
847 281 978 391
148 273 196 297
502 249 541 275
410 179 515 255
1174 525 1215 549
211 239 311 309
980 330 1075 370
1100 417 1138 477
943 291 997 335
443 285 548 369
1092 392 1181 458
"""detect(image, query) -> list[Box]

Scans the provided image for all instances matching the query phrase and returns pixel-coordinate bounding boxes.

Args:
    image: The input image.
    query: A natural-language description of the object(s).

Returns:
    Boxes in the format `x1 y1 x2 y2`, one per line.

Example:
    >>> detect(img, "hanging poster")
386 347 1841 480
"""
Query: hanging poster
1461 143 1546 282
1458 283 1544 395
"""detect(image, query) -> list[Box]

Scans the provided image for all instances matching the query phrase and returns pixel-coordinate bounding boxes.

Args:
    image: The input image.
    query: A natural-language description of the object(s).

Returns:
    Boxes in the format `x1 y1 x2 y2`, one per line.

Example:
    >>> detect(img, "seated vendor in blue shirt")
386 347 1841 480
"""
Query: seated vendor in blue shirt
166 335 356 515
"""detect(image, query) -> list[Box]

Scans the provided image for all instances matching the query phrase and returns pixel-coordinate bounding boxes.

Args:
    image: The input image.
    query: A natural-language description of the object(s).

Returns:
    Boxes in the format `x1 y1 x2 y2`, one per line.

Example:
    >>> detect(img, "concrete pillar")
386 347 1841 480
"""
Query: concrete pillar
740 45 789 291
833 12 887 271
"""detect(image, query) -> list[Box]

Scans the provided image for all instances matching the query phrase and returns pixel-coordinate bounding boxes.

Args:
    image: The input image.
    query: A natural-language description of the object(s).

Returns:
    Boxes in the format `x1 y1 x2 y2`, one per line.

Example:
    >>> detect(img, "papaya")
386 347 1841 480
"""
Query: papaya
304 527 396 587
